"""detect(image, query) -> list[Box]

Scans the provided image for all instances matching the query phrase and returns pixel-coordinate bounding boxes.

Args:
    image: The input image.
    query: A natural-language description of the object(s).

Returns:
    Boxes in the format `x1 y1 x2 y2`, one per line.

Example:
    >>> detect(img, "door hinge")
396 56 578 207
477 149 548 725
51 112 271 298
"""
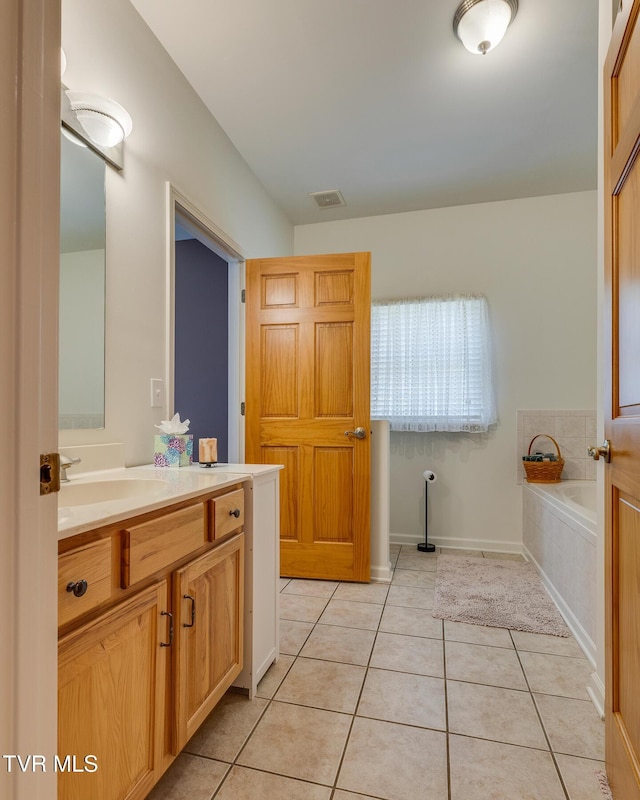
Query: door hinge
40 452 61 495
240 402 245 416
241 289 246 303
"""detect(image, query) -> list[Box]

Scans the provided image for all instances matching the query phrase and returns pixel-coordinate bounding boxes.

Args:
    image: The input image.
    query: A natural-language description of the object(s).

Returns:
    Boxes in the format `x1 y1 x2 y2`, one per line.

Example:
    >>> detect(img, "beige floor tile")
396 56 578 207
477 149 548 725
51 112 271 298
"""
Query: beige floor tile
391 568 437 589
274 657 366 713
237 701 351 785
444 619 514 649
449 735 566 800
279 619 314 655
440 547 484 556
334 792 382 800
279 593 328 623
379 605 443 639
333 582 389 604
370 631 444 677
282 579 339 598
279 578 291 591
555 754 607 800
357 667 446 730
511 629 585 658
215 766 332 800
534 694 605 760
299 623 375 665
445 640 527 689
184 692 268 761
337 717 447 800
395 553 438 573
256 654 295 698
519 651 592 700
447 680 548 749
146 753 229 800
483 552 526 561
386 585 434 609
318 599 383 630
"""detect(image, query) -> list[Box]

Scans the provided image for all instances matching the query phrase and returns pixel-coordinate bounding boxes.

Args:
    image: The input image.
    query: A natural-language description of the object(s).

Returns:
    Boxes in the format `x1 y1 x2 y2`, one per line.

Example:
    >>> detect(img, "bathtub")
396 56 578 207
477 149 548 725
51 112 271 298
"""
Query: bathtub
522 480 597 663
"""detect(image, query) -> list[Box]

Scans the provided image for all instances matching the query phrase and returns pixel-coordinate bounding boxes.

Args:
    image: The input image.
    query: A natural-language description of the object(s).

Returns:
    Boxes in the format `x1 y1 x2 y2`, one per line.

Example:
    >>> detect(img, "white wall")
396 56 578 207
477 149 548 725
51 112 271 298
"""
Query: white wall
295 191 598 549
59 0 294 464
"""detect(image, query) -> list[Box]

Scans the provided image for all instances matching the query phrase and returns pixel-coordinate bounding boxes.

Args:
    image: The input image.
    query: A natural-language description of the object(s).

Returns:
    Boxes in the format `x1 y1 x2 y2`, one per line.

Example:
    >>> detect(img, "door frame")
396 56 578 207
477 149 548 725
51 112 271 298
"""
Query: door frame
1 0 60 797
165 184 246 462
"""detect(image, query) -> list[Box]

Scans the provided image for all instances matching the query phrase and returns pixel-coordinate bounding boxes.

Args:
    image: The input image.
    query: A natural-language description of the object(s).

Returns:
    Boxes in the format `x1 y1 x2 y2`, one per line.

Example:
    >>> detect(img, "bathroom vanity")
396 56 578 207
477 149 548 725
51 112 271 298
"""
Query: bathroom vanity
57 463 281 800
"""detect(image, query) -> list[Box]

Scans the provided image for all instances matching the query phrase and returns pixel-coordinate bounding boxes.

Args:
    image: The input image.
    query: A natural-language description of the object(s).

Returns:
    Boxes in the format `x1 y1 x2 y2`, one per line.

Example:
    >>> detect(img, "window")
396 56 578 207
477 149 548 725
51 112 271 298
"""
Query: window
371 295 497 432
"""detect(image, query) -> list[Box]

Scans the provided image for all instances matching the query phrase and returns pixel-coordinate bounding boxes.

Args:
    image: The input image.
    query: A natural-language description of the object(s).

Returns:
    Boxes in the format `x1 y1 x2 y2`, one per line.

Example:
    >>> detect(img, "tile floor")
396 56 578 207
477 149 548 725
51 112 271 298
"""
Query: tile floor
148 546 606 800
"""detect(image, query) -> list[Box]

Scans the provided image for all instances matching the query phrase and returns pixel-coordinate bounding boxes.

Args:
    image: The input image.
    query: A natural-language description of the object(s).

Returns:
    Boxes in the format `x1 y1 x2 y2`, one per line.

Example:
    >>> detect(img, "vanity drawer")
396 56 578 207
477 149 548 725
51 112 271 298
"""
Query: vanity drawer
210 489 244 541
58 538 112 628
122 503 205 587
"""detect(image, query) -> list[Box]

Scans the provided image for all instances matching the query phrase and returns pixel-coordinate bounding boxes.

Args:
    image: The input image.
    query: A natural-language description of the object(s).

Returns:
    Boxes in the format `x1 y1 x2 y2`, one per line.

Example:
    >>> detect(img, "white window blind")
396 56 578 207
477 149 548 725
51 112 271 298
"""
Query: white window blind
371 295 497 433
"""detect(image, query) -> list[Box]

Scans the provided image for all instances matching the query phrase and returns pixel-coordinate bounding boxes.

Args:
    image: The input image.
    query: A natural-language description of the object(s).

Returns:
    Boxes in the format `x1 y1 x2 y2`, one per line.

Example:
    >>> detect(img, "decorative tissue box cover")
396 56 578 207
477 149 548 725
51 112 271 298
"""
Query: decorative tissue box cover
154 434 193 467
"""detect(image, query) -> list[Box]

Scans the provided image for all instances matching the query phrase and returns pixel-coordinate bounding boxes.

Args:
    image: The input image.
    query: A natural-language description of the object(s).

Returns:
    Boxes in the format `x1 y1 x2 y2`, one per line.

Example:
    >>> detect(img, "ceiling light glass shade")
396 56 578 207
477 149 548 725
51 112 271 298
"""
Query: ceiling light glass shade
60 48 67 78
453 0 518 55
65 92 133 147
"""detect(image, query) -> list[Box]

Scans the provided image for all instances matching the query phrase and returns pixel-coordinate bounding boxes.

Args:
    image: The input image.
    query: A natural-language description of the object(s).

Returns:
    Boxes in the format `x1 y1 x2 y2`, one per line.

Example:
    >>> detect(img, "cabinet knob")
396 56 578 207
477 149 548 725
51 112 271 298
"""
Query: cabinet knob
66 580 88 598
229 508 241 519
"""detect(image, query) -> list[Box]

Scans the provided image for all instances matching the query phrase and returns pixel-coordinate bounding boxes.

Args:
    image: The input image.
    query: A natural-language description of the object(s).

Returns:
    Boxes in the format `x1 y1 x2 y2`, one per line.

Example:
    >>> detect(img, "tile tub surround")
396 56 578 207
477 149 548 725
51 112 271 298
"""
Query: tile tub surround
148 546 606 800
523 482 597 666
517 410 597 484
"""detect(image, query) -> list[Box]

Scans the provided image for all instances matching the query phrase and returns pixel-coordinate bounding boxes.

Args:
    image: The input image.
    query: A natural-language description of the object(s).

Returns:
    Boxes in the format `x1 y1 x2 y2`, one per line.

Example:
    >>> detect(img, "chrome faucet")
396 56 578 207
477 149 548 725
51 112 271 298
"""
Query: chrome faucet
60 454 81 482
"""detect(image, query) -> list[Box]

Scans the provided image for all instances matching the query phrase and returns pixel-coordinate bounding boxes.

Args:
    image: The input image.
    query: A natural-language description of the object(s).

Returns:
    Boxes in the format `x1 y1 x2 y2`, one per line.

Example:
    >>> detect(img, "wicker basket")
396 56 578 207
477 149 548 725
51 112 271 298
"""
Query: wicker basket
523 434 564 483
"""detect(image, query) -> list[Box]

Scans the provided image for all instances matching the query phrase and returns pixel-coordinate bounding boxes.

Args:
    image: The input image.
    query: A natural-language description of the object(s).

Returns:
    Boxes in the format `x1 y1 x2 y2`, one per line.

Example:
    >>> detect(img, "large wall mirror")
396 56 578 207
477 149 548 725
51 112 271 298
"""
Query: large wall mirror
59 132 106 429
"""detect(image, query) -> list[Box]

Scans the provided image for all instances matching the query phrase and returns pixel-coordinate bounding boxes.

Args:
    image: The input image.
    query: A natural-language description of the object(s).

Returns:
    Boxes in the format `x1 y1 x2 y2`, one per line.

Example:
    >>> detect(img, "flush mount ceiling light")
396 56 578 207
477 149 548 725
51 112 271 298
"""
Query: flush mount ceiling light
65 92 133 147
453 0 518 55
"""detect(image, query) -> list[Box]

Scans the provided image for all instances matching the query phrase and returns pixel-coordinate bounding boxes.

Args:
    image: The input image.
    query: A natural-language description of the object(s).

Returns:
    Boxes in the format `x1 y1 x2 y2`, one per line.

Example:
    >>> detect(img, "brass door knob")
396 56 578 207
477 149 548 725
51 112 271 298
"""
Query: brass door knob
588 440 611 462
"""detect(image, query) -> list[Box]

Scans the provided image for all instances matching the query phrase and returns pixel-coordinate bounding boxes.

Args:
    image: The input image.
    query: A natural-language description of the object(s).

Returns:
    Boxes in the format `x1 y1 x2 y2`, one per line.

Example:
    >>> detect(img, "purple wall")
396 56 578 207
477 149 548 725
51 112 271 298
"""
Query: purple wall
174 239 229 462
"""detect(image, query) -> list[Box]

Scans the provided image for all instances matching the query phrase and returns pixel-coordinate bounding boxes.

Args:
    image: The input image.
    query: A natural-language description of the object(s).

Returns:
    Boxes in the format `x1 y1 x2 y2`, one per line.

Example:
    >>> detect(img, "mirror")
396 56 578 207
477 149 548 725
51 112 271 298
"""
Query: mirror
59 132 106 429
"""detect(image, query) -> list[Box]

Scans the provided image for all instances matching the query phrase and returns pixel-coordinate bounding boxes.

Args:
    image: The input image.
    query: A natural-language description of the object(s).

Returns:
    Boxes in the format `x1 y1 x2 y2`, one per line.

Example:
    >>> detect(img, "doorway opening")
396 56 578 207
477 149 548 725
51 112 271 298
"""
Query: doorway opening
167 185 245 463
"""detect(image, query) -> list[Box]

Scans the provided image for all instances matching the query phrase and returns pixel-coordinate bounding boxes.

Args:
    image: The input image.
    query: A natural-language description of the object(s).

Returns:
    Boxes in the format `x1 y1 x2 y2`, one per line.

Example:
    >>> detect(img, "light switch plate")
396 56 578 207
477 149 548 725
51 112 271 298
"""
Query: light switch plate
150 378 164 408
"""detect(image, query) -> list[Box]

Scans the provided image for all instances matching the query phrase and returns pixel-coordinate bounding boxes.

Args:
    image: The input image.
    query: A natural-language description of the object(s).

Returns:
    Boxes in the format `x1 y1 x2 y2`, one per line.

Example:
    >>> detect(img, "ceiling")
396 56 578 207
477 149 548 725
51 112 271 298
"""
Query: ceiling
129 0 599 225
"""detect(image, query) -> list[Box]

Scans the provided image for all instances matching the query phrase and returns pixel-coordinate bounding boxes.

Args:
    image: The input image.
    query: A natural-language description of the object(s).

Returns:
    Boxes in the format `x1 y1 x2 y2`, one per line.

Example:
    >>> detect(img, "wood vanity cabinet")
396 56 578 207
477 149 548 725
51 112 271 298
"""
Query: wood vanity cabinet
57 484 245 800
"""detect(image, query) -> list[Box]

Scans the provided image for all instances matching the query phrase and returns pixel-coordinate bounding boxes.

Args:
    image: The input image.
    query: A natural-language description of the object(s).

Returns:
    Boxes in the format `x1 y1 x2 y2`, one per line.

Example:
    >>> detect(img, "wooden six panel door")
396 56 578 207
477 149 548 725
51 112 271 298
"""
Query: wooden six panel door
604 3 640 798
246 253 371 581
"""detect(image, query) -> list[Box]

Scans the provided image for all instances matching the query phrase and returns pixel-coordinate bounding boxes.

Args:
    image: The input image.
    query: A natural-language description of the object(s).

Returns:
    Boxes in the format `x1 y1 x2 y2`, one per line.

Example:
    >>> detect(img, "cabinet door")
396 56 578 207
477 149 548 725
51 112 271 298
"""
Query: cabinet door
173 533 244 751
58 582 169 800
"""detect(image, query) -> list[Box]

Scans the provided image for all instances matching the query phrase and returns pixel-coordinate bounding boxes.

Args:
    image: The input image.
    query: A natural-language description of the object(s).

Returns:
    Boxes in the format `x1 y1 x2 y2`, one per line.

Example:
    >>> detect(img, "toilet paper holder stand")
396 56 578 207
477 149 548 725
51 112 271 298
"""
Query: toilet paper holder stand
418 471 436 553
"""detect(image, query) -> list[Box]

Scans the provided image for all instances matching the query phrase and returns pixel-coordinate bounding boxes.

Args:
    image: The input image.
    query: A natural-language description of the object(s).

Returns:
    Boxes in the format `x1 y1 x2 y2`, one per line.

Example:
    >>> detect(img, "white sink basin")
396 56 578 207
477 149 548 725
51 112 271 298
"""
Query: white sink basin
59 478 167 507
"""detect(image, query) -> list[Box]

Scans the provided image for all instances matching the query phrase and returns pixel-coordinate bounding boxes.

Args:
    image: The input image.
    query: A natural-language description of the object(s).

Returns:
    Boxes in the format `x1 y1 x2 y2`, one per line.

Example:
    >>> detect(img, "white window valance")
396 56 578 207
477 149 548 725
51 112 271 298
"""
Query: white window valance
371 294 497 433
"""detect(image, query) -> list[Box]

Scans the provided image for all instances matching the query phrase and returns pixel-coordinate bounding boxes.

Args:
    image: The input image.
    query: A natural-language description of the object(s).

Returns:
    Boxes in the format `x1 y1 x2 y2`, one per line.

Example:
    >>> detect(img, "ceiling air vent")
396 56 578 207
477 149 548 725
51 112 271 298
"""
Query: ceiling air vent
309 189 346 209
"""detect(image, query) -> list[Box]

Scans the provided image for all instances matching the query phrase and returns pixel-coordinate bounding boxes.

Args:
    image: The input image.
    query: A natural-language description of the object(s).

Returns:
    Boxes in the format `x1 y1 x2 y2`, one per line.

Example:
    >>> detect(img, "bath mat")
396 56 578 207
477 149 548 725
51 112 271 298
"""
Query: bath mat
596 770 613 800
432 556 569 636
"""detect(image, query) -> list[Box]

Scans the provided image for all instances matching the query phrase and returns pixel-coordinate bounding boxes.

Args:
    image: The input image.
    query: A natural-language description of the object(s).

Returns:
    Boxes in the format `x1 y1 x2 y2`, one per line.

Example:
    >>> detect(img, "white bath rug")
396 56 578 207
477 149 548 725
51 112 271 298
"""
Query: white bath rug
432 556 569 637
595 770 613 800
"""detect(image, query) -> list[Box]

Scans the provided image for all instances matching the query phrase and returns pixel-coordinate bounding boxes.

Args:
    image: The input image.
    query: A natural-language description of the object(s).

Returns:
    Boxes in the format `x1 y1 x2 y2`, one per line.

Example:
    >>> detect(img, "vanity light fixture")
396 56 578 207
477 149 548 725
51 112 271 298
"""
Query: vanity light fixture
453 0 518 55
65 92 133 148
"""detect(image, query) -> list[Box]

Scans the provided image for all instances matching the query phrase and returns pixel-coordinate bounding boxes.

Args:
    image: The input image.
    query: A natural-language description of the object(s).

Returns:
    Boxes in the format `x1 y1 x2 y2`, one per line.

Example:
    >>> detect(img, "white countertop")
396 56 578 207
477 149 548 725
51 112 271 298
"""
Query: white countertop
57 463 280 541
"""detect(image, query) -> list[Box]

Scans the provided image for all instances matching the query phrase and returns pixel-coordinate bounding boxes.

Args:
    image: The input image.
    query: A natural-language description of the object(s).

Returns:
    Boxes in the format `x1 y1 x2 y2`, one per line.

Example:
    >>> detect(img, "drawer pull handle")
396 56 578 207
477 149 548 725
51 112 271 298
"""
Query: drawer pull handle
183 594 196 628
160 611 173 647
66 580 88 598
229 508 241 519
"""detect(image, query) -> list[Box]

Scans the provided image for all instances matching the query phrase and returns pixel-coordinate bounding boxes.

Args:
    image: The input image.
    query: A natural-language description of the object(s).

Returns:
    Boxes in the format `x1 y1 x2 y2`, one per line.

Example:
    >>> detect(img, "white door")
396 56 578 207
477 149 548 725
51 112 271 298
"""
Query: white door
1 1 61 798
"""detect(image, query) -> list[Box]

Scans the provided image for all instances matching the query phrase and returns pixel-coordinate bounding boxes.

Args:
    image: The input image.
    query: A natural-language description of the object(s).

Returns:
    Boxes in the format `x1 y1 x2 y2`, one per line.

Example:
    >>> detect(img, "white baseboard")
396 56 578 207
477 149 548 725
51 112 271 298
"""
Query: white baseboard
523 546 604 719
390 532 522 555
370 562 393 584
588 672 605 720
523 545 597 668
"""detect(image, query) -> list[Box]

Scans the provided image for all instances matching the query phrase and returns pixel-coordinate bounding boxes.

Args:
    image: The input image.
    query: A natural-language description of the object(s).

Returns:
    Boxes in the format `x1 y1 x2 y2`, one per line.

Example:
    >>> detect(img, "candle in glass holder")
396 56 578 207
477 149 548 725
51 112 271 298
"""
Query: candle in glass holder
198 437 217 466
